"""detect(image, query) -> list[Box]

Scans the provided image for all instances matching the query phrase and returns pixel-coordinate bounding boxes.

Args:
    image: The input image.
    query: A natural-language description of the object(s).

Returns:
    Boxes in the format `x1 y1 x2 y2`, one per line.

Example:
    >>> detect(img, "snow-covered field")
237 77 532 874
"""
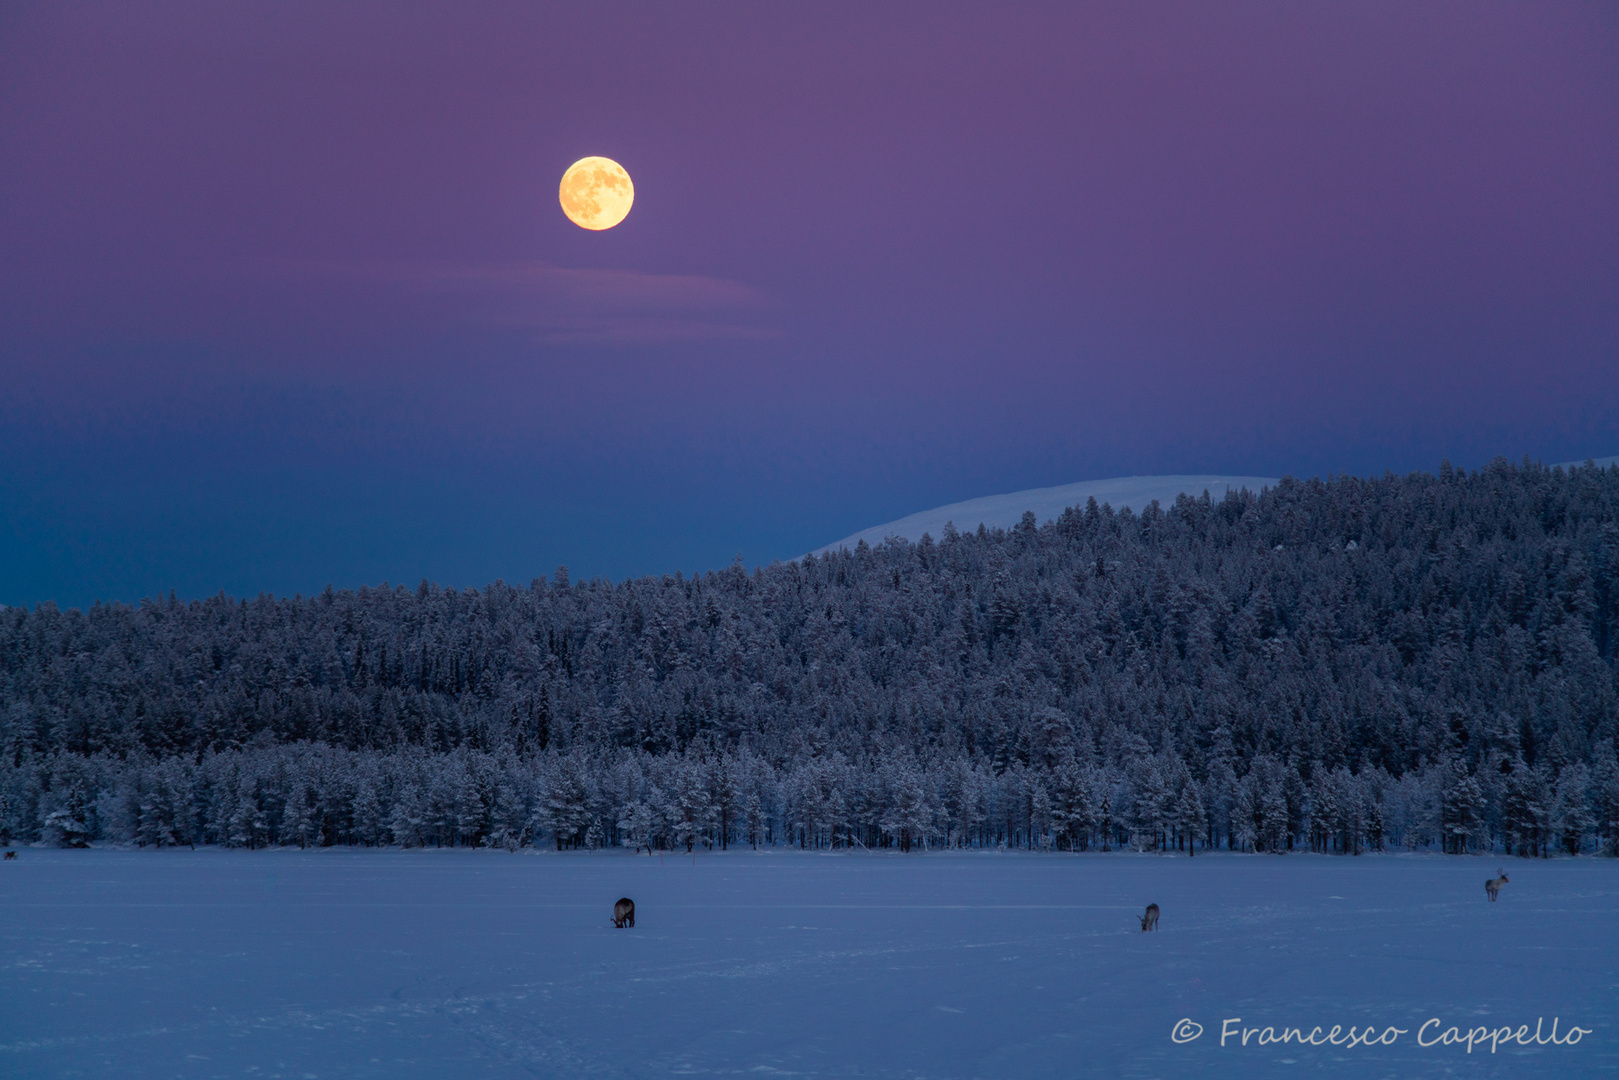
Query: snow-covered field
0 850 1612 1079
808 474 1279 557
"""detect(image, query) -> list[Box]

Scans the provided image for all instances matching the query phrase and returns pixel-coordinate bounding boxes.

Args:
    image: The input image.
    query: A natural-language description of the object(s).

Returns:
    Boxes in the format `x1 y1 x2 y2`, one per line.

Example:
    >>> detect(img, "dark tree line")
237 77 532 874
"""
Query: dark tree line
3 457 1619 857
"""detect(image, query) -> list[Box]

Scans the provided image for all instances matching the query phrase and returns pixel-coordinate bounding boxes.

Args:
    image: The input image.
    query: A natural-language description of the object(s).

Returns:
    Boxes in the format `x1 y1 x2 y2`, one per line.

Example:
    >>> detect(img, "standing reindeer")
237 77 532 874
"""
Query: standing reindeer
612 897 636 928
2 851 15 860
1485 871 1509 902
1140 903 1160 931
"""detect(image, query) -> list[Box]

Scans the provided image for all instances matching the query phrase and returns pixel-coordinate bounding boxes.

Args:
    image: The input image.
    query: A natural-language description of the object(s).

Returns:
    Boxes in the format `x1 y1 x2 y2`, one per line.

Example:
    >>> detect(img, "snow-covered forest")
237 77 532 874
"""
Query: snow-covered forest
3 458 1618 858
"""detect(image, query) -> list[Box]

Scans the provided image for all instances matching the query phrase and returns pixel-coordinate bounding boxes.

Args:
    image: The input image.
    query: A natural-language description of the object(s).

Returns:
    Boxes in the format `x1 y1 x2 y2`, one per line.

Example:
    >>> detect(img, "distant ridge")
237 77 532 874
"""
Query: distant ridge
809 456 1619 558
809 474 1279 557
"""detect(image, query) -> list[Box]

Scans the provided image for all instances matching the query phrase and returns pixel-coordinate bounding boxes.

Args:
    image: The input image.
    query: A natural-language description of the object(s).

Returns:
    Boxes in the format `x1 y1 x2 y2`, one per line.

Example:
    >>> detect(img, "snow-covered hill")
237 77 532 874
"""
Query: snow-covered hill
809 474 1280 557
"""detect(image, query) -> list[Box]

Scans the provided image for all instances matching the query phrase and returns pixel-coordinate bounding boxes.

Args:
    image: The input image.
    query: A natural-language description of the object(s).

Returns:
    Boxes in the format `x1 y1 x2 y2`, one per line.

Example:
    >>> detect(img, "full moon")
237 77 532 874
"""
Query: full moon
559 156 634 231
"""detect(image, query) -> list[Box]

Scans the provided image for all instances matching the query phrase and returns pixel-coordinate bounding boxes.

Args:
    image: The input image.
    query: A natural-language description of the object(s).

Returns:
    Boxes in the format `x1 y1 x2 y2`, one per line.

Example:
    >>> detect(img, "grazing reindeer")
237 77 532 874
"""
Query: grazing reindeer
1140 903 1160 932
612 897 635 928
2 851 15 860
1485 871 1509 902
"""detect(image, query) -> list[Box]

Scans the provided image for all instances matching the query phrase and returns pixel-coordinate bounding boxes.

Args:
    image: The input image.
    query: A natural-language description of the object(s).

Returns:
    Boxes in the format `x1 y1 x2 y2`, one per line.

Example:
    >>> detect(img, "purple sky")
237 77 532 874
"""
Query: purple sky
3 2 1617 607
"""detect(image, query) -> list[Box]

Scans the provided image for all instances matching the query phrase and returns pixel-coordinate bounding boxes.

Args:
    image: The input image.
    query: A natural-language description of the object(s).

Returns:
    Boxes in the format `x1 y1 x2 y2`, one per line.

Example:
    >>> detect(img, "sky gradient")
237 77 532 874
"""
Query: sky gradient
3 2 1617 608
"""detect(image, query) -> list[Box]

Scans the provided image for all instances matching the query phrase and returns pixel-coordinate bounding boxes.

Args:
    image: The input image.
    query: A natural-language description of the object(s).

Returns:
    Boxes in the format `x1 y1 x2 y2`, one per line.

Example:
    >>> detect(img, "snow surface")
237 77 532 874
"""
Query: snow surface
809 475 1278 557
1 850 1613 1079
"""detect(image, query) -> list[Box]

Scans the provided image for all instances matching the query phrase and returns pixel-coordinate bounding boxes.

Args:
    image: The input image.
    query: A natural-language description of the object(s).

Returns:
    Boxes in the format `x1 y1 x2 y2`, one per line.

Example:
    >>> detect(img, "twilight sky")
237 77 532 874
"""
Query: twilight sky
2 2 1617 608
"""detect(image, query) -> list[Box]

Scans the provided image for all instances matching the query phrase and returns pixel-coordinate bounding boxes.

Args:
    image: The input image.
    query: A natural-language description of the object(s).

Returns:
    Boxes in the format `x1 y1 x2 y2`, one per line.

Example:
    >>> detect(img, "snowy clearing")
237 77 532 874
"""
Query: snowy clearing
0 850 1613 1079
807 474 1278 555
